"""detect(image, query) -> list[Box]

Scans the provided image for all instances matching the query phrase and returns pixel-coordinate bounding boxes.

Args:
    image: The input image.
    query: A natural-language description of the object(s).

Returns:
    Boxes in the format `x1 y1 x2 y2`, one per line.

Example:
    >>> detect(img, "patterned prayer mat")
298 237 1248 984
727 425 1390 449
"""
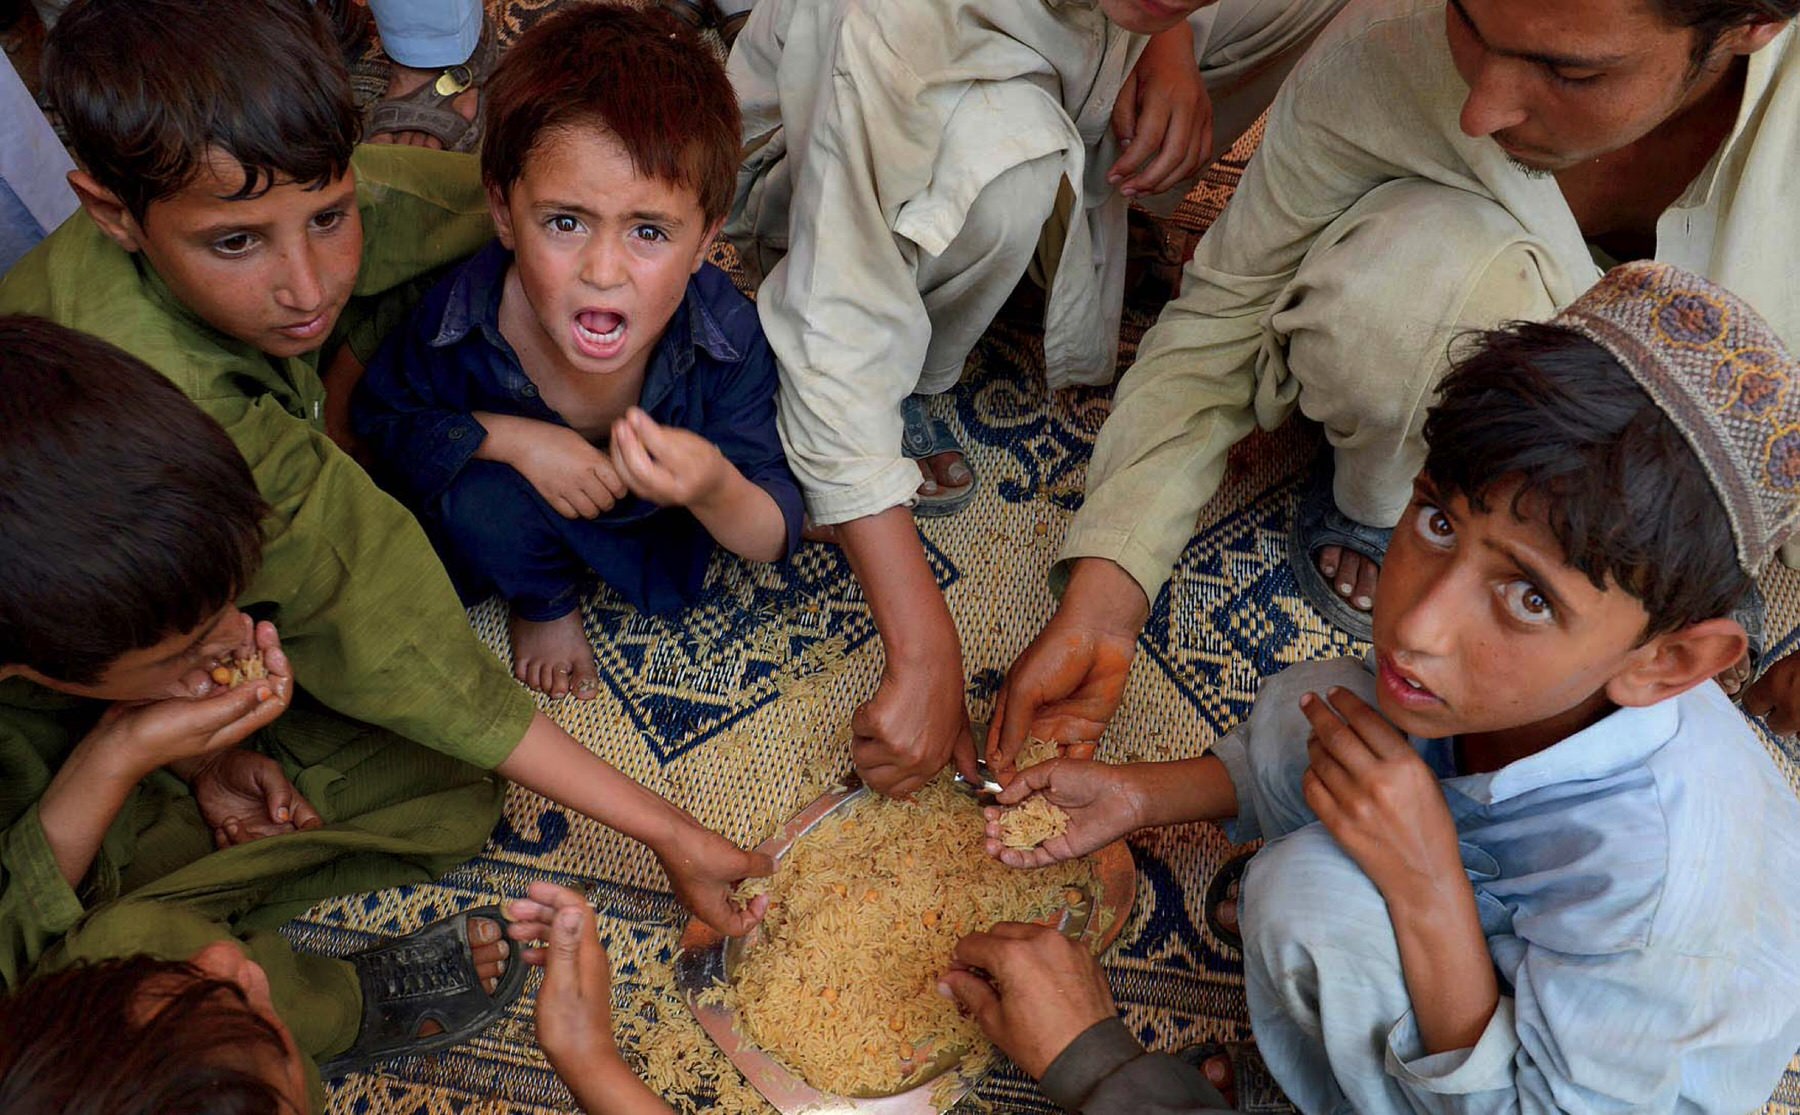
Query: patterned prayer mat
312 4 1800 1111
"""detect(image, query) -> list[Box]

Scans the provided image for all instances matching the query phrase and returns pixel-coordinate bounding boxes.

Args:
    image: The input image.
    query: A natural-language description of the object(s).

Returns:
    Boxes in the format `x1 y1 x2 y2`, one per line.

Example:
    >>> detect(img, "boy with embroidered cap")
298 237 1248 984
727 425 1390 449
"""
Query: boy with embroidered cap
959 262 1800 1111
353 3 802 702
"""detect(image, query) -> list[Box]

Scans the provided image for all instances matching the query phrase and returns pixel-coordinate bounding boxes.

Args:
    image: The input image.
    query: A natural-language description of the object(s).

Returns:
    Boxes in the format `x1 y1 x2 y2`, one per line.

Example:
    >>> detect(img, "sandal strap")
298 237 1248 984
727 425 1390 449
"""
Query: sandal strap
321 905 524 1078
900 394 960 460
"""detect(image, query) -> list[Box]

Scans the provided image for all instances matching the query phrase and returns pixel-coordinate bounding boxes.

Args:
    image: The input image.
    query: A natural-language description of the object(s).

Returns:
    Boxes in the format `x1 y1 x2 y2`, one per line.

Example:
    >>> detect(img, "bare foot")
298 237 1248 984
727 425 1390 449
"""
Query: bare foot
1315 545 1379 614
509 608 599 701
417 916 508 1037
916 451 973 501
370 61 478 149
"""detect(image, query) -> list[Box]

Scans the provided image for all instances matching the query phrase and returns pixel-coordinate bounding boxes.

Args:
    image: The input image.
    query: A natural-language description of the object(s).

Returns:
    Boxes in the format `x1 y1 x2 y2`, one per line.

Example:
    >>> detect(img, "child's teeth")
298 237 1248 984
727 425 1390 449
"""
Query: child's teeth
1406 678 1423 690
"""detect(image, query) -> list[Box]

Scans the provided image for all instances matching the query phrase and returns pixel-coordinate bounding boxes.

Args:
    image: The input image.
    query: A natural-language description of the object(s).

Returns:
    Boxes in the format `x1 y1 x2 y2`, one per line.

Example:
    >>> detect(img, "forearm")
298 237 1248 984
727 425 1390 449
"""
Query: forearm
1388 880 1500 1055
1057 558 1151 639
839 507 960 670
35 740 142 889
472 410 538 464
690 467 788 563
562 1053 675 1115
1122 755 1239 830
494 713 693 854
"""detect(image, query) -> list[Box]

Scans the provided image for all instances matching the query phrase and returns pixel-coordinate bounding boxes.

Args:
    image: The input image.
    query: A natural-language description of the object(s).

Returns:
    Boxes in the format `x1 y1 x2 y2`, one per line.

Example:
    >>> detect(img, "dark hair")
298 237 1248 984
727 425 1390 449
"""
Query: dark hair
1648 0 1798 64
0 317 267 684
0 957 298 1115
481 3 741 224
1423 321 1750 637
44 0 360 223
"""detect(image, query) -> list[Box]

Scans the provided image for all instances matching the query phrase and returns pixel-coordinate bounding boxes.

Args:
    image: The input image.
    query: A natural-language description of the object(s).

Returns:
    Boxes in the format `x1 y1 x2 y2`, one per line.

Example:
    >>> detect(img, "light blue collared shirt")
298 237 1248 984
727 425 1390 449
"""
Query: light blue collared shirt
1215 656 1800 1112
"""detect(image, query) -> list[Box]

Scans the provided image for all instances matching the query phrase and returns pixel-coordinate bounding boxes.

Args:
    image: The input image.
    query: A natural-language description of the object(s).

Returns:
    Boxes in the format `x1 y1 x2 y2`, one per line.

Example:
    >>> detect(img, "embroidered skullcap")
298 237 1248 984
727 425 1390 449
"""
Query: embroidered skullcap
1553 261 1800 572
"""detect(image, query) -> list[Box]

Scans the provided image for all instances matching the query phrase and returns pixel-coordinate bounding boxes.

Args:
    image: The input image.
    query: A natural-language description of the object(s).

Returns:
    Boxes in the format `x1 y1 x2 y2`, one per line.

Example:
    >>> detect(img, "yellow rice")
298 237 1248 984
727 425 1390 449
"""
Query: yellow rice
998 797 1070 849
718 744 1097 1097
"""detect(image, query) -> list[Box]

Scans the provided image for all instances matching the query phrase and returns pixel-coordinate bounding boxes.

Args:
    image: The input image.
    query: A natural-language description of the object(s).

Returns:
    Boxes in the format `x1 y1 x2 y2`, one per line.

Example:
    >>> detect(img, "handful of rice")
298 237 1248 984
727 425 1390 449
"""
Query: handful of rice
715 751 1094 1097
998 796 1070 849
209 650 267 689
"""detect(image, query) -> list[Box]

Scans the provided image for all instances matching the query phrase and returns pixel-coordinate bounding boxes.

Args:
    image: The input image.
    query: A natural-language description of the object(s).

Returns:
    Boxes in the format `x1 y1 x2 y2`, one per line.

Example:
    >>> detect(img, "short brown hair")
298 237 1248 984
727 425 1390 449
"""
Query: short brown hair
45 0 359 224
0 957 298 1115
480 3 741 224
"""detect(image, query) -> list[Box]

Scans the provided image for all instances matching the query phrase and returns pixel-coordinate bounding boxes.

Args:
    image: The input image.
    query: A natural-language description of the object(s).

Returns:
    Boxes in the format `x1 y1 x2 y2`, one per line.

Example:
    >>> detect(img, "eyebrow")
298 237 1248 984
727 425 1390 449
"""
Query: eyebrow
534 201 685 226
1447 0 1629 71
191 184 357 239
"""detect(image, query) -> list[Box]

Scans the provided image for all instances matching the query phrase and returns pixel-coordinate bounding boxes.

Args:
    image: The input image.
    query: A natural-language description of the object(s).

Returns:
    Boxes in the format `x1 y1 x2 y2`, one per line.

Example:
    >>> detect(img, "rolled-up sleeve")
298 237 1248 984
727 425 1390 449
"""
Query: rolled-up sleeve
353 315 490 509
0 800 86 987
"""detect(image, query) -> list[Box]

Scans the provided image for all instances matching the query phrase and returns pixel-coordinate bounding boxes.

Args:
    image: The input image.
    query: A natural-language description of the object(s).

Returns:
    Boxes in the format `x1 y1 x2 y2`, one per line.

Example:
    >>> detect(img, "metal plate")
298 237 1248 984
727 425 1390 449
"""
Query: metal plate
675 780 1136 1114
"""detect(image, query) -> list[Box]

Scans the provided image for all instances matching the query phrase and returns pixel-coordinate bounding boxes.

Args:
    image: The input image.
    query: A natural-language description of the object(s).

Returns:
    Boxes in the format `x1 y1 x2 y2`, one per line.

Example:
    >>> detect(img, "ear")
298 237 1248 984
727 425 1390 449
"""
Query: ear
487 183 517 251
692 216 725 274
68 170 144 253
1605 616 1748 707
1718 18 1787 57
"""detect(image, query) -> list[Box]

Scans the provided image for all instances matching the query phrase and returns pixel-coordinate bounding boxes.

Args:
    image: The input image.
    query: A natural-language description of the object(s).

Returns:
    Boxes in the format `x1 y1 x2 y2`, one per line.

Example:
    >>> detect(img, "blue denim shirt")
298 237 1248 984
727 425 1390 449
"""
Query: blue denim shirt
352 238 803 564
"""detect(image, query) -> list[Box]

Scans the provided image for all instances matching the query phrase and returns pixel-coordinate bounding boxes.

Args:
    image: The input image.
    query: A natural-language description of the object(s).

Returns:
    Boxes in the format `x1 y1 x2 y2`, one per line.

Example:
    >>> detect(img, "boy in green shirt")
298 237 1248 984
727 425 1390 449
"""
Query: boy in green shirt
0 0 770 1070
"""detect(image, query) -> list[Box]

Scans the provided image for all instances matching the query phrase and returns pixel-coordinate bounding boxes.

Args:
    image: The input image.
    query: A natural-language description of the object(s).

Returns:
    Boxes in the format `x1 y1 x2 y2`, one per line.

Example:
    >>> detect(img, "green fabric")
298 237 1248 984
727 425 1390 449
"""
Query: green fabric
4 690 503 1110
0 143 536 773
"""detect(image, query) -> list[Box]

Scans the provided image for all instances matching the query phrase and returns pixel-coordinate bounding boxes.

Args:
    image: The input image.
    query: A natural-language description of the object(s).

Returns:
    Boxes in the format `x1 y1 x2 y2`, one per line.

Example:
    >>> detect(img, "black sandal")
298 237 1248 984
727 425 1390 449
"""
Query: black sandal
320 905 525 1078
1287 468 1390 643
659 0 753 50
1203 849 1254 953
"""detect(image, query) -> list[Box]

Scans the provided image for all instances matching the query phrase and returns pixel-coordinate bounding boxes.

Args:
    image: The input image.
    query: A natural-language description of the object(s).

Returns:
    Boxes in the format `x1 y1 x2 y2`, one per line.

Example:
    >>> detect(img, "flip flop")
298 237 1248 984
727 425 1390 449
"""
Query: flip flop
901 393 978 518
1176 1040 1298 1113
320 905 525 1078
367 17 497 154
1203 849 1253 953
1287 468 1389 642
1721 582 1767 699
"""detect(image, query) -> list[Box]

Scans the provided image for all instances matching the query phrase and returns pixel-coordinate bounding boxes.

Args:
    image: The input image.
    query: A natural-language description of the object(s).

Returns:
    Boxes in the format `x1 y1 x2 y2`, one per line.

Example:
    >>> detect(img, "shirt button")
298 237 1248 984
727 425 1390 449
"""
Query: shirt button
522 384 538 398
449 427 467 440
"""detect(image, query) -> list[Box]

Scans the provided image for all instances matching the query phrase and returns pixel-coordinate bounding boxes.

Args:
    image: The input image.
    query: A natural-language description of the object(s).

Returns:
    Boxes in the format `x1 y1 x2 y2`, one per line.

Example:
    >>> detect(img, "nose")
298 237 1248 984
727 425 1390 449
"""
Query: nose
1386 565 1459 664
199 608 254 664
1459 59 1531 139
579 239 628 291
273 242 327 314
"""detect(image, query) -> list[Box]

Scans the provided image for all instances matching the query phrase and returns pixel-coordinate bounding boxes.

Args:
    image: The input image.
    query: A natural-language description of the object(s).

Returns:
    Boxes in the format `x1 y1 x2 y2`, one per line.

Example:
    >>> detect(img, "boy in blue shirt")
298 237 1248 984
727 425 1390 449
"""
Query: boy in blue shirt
355 4 802 701
955 263 1800 1112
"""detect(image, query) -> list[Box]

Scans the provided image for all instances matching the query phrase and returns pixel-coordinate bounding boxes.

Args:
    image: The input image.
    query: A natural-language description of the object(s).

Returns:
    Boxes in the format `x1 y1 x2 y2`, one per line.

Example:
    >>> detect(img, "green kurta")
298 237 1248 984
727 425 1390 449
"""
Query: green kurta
0 143 535 774
0 144 534 1098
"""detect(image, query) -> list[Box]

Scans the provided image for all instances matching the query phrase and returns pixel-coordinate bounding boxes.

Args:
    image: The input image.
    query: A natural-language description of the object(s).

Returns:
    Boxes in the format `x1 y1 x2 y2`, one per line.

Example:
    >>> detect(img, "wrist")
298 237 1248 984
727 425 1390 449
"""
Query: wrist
1058 560 1149 637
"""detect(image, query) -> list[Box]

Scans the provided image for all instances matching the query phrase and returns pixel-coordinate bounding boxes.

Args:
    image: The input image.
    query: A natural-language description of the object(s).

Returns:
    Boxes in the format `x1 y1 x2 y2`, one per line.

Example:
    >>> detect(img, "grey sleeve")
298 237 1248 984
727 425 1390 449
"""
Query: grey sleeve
1039 1018 1237 1114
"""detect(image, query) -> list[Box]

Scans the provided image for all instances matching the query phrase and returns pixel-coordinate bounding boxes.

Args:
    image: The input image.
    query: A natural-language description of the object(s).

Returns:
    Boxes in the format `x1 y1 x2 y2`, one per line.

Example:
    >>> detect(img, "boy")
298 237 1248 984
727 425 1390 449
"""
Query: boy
0 317 527 1105
353 4 803 702
726 0 1346 800
970 263 1800 1110
0 0 768 989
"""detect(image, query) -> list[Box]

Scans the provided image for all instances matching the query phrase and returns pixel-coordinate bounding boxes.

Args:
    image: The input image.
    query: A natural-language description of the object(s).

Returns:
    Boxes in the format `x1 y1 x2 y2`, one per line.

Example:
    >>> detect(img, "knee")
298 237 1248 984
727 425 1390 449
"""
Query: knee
1279 178 1558 437
435 460 548 554
1240 825 1397 977
953 156 1064 270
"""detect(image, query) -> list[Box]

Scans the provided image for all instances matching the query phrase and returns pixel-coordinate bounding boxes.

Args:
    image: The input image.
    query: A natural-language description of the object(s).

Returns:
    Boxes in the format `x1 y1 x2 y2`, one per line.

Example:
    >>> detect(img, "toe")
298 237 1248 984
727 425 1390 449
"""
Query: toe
1334 551 1361 600
1352 557 1380 613
1316 544 1340 580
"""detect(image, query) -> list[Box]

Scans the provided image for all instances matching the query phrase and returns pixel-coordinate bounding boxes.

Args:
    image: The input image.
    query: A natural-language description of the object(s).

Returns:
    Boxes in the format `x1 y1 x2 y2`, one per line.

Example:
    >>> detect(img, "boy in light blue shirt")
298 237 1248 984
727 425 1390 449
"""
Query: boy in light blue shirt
967 263 1800 1112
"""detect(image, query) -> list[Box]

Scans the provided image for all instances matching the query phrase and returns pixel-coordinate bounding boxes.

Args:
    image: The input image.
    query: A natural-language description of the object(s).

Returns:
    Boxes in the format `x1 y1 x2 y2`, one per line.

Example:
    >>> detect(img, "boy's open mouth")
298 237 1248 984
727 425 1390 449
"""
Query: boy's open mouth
572 309 627 361
1377 652 1442 709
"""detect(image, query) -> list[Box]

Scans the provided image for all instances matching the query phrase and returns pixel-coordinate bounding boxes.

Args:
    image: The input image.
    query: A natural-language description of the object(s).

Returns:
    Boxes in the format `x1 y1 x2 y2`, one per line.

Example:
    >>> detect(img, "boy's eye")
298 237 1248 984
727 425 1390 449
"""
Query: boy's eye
1500 581 1556 625
1545 64 1603 86
547 215 584 234
1412 502 1454 545
631 225 670 243
211 233 257 257
310 208 348 232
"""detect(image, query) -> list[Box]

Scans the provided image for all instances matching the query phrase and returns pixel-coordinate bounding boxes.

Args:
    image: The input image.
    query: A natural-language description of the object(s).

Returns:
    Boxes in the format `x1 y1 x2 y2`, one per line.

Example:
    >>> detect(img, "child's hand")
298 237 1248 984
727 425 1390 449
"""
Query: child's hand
505 883 621 1071
938 923 1118 1080
608 408 730 509
1108 20 1212 198
514 425 629 519
981 759 1141 868
187 749 324 847
655 823 775 938
1298 688 1464 909
92 621 293 780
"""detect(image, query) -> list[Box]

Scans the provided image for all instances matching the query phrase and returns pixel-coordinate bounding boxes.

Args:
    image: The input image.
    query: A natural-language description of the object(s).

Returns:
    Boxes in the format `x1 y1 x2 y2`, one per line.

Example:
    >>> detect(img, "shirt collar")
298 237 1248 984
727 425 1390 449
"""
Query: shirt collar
1444 697 1681 806
1677 23 1791 209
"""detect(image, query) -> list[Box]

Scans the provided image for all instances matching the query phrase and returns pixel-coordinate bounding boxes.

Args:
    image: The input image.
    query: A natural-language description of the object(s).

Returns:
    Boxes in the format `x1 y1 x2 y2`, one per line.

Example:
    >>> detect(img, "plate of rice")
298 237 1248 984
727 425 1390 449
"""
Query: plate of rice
674 747 1135 1114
